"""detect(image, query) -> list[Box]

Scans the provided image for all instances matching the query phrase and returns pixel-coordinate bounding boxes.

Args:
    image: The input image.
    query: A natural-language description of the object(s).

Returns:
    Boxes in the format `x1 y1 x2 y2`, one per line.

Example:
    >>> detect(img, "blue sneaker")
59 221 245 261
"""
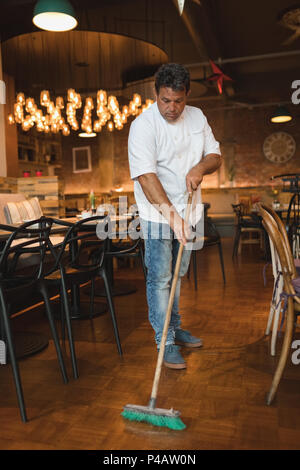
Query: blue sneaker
163 344 186 369
175 329 203 348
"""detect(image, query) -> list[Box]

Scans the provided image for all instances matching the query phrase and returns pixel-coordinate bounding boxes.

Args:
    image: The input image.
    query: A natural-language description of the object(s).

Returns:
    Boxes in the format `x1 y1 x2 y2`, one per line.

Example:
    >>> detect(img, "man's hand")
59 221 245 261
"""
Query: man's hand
170 211 192 245
186 167 204 193
186 153 222 193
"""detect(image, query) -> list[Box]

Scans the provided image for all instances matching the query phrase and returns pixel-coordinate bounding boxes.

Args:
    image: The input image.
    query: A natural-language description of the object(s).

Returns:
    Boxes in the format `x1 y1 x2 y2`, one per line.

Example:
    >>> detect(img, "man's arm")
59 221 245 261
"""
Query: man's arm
186 153 222 193
138 173 190 245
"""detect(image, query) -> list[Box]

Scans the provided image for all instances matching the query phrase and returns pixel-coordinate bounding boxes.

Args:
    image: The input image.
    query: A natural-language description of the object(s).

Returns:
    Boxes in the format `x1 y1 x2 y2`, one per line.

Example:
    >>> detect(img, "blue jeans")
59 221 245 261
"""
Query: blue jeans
140 219 192 347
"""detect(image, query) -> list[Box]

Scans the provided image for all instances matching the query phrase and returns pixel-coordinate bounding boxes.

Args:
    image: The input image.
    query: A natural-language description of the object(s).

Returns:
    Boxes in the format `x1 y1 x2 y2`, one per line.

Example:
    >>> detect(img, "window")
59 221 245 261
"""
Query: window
72 146 92 173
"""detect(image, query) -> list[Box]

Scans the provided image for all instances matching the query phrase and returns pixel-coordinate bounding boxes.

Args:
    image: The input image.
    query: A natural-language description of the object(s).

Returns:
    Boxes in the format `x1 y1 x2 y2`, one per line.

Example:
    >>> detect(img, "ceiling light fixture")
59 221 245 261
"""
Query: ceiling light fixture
7 89 154 137
270 105 292 123
33 0 78 32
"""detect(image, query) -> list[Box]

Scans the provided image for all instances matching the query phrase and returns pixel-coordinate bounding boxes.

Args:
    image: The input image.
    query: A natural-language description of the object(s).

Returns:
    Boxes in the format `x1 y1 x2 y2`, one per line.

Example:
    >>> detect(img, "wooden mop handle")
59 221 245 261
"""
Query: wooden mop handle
149 192 193 406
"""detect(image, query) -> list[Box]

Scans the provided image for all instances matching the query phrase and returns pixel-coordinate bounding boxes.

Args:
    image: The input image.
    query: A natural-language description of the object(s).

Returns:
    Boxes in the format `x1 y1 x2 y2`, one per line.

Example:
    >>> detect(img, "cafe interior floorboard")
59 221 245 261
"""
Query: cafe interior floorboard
1 238 300 450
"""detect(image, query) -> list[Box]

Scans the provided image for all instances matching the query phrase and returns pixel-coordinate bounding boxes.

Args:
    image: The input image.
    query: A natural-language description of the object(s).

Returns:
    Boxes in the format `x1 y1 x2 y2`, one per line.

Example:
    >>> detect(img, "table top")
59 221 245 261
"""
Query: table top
0 214 134 241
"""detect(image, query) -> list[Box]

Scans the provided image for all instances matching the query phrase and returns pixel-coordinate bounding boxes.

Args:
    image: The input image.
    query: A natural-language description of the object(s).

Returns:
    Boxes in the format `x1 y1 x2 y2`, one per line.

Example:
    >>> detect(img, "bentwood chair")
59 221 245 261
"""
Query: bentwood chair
0 218 68 422
259 204 300 356
258 205 300 405
43 216 123 379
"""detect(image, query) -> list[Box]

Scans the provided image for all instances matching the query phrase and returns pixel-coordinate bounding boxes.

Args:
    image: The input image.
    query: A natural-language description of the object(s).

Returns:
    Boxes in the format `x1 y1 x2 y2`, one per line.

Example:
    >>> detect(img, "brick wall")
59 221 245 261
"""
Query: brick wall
59 102 300 194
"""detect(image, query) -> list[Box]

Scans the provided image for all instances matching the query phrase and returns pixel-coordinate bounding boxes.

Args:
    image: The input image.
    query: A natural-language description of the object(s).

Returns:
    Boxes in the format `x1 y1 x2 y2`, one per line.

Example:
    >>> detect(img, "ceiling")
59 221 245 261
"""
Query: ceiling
0 0 300 106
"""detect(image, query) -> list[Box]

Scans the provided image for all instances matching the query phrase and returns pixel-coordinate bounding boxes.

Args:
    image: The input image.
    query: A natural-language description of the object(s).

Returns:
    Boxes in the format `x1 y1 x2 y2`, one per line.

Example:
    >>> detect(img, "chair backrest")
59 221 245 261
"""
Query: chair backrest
49 215 109 273
232 203 248 223
0 217 56 284
238 196 251 214
258 205 298 299
259 203 297 279
257 204 281 278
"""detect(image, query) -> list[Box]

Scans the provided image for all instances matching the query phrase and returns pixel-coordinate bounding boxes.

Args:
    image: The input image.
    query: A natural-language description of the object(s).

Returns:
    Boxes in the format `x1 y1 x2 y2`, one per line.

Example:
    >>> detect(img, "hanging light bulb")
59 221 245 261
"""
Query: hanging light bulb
56 96 64 109
107 121 114 132
62 124 70 136
133 93 141 107
93 120 102 132
85 97 94 109
108 95 119 115
97 90 107 105
36 121 45 132
32 0 78 32
67 88 76 102
16 92 25 105
40 90 50 106
146 99 154 107
14 103 23 123
25 97 36 113
7 114 15 125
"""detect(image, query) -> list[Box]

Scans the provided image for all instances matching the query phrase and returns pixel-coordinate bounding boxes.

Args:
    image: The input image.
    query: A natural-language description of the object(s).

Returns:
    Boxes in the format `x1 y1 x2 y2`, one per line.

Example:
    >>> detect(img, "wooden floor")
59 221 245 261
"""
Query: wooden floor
1 237 300 450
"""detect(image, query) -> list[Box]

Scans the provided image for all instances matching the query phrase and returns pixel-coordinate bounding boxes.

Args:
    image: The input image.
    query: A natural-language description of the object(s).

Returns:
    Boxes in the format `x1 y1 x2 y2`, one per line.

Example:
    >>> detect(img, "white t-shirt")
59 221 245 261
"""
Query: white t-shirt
128 102 220 225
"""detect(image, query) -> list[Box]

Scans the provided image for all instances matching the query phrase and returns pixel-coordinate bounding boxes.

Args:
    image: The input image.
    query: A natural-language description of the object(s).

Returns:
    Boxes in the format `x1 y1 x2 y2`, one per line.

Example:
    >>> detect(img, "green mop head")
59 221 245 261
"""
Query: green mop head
121 404 186 430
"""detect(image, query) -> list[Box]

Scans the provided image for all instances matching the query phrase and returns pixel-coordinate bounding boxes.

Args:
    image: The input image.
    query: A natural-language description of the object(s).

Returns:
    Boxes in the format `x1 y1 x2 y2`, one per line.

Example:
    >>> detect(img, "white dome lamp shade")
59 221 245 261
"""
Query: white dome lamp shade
33 0 78 32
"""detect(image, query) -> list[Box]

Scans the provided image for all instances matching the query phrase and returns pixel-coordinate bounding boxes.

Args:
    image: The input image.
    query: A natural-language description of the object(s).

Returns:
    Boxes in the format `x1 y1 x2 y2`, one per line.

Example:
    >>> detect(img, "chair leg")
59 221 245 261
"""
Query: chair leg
39 284 68 384
270 276 283 356
60 277 79 379
0 290 27 422
266 301 275 336
265 278 277 336
89 278 95 319
187 260 191 279
232 227 241 258
101 268 122 356
192 250 197 290
60 286 66 344
217 241 226 284
267 296 294 405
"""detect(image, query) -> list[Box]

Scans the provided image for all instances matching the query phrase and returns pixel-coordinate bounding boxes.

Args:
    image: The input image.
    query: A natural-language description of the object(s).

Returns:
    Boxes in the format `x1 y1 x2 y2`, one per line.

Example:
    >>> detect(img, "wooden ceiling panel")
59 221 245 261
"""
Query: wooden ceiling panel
2 30 168 95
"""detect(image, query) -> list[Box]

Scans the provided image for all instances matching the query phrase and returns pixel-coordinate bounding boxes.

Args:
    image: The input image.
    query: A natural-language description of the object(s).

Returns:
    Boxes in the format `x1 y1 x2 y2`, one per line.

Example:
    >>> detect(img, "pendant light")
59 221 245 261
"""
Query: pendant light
270 105 292 123
33 0 77 32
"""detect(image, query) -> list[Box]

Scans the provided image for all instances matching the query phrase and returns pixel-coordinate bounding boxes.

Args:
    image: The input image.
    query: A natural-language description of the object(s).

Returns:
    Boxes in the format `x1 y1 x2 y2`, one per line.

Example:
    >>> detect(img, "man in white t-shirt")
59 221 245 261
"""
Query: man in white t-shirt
128 63 222 369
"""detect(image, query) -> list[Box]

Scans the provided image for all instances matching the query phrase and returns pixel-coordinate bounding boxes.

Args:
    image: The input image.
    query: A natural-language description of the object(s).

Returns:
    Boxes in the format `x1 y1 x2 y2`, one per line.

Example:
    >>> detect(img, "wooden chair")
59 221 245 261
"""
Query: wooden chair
259 204 300 356
232 203 264 258
257 204 300 405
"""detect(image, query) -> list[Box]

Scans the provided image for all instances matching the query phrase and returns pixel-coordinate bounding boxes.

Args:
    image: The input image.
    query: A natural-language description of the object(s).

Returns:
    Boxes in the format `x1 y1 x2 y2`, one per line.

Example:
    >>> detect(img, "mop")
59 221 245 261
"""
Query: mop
122 192 193 430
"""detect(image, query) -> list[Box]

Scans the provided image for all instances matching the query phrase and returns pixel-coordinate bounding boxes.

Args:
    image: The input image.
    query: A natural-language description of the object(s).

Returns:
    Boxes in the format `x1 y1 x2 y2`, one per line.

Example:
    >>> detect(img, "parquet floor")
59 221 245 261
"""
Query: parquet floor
0 238 300 450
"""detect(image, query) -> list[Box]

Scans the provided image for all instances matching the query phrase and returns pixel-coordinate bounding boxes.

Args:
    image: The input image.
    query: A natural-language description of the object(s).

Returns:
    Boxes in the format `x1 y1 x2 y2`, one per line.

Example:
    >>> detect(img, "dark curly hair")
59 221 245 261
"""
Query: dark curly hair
154 63 190 94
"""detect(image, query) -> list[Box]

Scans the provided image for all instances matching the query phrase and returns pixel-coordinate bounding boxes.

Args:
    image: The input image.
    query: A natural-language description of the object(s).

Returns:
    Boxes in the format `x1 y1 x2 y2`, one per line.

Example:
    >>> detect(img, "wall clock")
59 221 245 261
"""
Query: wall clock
263 132 296 163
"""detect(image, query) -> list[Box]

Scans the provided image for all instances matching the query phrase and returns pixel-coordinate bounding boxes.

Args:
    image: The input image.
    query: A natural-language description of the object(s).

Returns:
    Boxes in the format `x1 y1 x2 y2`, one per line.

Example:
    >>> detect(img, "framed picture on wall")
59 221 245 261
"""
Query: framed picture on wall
72 146 92 173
